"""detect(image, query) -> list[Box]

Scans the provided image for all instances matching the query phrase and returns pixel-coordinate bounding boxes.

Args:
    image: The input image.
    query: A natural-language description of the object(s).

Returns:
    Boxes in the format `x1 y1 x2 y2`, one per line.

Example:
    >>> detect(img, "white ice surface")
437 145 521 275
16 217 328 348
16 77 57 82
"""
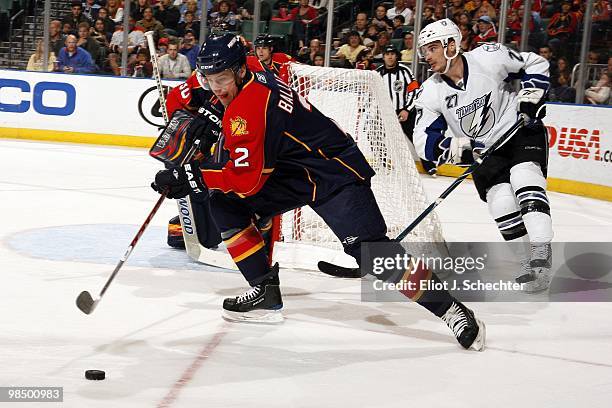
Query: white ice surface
0 140 611 408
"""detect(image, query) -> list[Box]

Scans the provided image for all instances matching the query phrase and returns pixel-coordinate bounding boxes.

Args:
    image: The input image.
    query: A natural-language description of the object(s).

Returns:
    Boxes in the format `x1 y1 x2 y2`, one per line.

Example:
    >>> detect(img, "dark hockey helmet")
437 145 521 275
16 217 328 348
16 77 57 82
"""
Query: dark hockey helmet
254 34 274 48
196 33 247 76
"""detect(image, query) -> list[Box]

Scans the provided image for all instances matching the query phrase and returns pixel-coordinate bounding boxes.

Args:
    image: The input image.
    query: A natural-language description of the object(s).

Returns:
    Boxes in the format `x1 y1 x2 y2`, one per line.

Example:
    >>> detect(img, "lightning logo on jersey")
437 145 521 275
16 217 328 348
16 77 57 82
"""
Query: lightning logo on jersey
411 43 550 162
456 92 495 139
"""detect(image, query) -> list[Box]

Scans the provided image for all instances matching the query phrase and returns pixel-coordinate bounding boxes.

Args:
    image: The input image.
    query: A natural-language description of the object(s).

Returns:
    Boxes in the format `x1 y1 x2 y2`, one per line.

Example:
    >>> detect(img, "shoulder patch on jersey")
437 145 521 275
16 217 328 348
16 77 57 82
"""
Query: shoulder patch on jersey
255 72 267 83
481 43 501 52
230 116 250 137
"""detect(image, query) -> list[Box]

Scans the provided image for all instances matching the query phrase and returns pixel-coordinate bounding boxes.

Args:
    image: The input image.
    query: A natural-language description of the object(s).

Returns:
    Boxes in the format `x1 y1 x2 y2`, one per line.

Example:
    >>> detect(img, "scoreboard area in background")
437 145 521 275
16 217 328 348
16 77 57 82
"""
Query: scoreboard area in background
1 69 611 201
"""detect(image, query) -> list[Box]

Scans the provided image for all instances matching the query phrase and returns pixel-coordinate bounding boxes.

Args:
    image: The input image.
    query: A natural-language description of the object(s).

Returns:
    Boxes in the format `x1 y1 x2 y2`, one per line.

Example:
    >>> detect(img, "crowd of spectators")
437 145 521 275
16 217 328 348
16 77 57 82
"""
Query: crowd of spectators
327 0 610 104
27 0 611 104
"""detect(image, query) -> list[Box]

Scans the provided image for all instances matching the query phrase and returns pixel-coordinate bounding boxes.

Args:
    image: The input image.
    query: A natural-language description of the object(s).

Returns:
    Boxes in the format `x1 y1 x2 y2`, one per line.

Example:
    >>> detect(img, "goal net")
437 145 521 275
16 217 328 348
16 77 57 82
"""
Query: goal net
274 64 445 269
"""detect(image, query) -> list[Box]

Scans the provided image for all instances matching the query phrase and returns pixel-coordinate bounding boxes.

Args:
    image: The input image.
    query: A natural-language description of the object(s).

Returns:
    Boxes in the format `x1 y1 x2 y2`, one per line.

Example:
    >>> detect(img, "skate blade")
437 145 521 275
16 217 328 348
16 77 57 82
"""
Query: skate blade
222 309 284 324
522 270 551 293
470 319 486 352
530 255 552 269
516 271 550 293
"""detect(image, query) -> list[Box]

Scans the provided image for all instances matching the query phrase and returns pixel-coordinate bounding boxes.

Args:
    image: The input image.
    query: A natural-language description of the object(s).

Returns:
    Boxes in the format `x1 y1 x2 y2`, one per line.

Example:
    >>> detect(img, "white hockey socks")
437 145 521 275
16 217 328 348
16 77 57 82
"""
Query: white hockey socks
487 182 528 242
487 182 531 267
509 161 553 244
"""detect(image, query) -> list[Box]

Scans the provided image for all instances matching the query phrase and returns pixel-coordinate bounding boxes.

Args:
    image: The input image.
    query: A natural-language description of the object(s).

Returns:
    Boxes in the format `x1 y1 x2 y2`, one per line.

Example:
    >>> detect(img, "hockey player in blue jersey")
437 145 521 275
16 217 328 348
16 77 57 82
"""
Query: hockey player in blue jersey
152 33 486 350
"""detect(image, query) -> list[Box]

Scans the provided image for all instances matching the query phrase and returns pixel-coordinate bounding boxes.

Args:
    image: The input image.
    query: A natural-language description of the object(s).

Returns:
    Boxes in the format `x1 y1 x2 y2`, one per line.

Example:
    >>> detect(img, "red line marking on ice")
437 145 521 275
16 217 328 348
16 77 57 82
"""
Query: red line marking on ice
157 321 230 408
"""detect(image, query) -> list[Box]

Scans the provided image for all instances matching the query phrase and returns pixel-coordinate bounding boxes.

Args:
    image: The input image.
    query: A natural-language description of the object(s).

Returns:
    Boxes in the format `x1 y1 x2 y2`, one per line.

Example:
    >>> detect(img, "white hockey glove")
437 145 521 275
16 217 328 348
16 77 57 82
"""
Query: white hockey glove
471 140 486 163
516 88 546 121
437 136 471 166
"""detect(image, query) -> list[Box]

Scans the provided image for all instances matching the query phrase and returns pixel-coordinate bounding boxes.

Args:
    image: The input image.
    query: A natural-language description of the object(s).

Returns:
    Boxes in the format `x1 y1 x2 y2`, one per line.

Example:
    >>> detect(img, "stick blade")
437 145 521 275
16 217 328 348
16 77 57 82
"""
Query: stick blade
317 261 363 278
76 291 97 315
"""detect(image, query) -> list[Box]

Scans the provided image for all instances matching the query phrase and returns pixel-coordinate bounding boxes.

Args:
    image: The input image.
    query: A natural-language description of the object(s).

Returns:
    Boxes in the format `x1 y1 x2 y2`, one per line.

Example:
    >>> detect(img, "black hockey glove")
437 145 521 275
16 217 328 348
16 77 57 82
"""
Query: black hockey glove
151 161 207 199
187 101 223 155
516 88 546 123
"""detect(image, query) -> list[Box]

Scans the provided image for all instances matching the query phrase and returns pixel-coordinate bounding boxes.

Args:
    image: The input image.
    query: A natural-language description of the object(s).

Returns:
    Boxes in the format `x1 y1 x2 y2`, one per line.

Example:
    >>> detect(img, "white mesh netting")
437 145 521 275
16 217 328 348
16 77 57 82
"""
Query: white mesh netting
283 64 445 253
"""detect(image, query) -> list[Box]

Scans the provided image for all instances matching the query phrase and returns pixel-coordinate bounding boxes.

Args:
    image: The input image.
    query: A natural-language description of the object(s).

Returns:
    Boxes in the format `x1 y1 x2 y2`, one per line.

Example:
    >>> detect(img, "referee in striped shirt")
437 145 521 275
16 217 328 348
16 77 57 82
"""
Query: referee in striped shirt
376 44 437 175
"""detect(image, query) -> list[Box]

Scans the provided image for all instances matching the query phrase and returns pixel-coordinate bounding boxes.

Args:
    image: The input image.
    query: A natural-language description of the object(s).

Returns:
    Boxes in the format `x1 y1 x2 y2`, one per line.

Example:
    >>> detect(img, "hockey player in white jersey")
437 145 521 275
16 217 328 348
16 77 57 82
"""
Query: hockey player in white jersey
412 19 553 292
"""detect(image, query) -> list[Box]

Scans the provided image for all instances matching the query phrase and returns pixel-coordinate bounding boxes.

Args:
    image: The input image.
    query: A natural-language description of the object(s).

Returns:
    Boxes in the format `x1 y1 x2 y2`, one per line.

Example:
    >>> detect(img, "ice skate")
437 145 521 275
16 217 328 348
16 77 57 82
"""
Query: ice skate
441 301 486 351
516 243 551 292
223 265 283 324
530 242 552 272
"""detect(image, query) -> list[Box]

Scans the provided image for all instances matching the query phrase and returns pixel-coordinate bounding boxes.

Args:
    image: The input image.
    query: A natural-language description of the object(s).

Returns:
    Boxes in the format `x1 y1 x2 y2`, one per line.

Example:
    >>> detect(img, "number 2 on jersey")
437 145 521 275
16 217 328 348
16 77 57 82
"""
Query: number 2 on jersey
234 147 250 167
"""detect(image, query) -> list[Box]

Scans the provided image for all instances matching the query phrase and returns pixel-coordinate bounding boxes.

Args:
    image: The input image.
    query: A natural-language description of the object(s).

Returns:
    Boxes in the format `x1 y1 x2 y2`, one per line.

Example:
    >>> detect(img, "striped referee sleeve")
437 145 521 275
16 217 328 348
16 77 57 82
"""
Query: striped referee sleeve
399 64 419 110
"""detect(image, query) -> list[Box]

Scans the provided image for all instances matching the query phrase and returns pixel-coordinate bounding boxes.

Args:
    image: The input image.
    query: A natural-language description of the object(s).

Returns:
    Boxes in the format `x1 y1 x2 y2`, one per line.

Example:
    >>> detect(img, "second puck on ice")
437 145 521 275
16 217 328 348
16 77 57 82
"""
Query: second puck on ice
85 370 105 380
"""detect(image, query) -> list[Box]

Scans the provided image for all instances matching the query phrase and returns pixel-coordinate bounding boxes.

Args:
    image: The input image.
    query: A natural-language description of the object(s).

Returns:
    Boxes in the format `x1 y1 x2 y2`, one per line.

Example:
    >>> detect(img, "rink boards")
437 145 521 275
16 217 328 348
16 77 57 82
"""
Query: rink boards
0 69 610 200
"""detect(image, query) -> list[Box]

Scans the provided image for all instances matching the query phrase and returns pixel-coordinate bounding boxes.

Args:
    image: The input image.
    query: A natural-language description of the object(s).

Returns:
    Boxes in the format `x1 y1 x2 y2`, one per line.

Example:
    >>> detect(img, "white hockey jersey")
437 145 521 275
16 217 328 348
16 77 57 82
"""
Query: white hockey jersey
412 43 549 163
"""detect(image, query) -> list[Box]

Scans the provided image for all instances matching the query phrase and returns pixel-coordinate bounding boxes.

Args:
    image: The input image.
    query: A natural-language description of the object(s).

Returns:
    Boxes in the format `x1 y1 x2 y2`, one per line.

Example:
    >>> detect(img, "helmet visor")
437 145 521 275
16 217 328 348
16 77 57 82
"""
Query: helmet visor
204 69 237 89
417 40 442 59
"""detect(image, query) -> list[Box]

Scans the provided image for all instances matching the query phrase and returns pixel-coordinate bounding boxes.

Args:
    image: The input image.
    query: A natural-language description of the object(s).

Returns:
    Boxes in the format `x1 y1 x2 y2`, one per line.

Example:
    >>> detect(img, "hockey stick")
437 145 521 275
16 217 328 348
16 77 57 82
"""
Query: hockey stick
318 115 527 278
144 31 169 123
76 141 202 315
144 31 203 262
395 115 526 241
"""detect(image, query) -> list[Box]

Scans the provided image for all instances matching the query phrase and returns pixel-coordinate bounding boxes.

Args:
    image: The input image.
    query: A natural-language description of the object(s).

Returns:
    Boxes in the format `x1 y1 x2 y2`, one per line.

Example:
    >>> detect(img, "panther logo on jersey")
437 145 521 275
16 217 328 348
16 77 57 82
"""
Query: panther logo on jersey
455 92 496 139
230 116 249 137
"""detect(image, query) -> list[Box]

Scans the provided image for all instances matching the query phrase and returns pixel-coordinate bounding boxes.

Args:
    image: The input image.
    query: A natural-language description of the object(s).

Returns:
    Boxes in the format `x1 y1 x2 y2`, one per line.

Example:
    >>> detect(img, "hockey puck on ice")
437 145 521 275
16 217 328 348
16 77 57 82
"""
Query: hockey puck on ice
85 370 105 380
